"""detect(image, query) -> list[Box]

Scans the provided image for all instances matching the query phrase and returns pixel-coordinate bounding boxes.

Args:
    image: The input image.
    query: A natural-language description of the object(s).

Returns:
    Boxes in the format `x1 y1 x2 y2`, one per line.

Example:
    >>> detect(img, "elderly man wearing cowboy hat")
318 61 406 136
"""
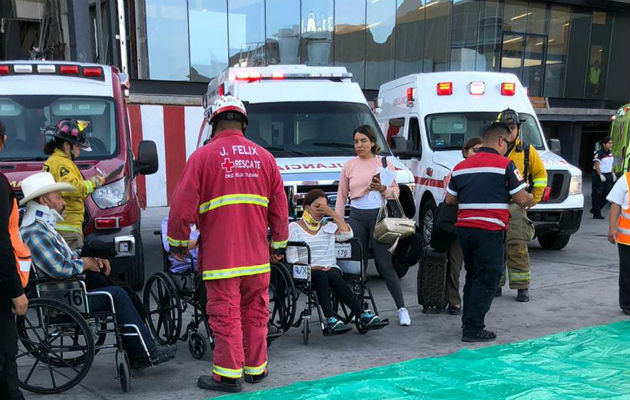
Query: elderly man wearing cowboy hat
19 172 176 369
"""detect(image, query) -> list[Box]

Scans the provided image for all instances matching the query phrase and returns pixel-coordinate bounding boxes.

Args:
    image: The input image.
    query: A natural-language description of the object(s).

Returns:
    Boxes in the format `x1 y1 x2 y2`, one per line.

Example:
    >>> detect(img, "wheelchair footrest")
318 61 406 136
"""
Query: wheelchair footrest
366 319 389 330
322 326 353 336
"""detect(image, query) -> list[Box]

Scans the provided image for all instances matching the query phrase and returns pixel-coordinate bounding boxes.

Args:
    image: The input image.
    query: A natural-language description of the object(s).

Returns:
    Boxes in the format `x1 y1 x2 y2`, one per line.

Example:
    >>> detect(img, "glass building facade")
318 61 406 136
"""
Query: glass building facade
136 0 630 102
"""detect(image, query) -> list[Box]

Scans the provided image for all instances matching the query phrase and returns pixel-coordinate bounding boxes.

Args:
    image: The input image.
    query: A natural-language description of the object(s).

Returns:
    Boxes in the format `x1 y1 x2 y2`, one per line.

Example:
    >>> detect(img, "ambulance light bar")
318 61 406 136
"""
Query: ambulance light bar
0 63 105 81
437 82 453 96
501 82 516 96
234 70 353 82
469 81 485 95
407 87 415 101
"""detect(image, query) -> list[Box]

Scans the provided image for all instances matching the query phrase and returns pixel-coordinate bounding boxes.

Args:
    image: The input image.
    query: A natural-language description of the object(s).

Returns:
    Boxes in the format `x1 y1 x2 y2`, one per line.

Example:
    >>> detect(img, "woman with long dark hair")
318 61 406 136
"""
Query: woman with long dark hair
335 125 410 326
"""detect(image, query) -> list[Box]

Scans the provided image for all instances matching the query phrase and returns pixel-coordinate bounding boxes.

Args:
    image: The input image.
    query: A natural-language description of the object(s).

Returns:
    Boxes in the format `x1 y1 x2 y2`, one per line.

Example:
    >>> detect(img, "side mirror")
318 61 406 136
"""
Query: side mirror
391 136 421 159
549 138 561 155
135 140 158 175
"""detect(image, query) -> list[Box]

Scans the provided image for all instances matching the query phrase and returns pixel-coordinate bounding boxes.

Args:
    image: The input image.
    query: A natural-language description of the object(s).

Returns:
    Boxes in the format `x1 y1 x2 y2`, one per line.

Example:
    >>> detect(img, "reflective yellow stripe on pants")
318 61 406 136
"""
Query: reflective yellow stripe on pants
213 365 243 379
244 361 267 376
199 194 269 214
166 236 189 247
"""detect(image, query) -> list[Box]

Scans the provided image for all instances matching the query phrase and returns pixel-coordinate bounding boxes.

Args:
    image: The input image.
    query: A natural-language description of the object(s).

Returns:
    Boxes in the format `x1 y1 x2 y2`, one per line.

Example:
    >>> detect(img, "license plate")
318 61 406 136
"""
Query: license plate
292 264 309 281
335 243 352 259
39 282 88 313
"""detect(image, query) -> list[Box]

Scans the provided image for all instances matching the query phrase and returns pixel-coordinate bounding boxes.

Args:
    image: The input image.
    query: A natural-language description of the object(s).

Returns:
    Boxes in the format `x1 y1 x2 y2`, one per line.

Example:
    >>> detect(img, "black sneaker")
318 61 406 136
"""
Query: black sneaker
197 375 242 392
149 344 177 365
516 289 530 302
447 304 461 315
462 329 496 343
622 309 630 316
244 370 267 384
594 215 605 220
495 287 502 297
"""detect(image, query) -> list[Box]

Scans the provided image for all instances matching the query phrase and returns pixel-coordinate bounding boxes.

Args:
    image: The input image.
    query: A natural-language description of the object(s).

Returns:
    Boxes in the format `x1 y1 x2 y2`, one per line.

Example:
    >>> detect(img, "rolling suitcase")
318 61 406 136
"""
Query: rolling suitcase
417 246 448 313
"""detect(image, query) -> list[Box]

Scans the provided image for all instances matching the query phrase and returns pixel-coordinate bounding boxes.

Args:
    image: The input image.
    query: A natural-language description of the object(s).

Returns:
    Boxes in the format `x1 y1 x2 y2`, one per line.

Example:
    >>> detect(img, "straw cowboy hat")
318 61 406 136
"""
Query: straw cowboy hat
19 172 76 206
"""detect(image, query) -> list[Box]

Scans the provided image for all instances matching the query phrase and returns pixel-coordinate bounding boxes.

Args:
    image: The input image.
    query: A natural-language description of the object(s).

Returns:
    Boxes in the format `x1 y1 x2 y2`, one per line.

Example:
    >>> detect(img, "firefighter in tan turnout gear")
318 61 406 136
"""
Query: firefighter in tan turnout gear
496 109 547 302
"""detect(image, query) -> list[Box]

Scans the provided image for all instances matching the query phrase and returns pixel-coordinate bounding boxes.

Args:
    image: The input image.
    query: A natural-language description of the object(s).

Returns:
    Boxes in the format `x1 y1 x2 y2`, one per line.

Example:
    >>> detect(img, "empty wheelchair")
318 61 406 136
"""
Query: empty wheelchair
286 238 388 345
15 267 152 394
143 223 296 359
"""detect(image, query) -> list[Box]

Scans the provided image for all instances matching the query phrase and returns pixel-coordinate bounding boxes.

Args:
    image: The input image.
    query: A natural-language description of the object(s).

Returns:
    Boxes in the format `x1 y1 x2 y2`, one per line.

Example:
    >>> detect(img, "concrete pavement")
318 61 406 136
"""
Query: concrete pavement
24 198 628 400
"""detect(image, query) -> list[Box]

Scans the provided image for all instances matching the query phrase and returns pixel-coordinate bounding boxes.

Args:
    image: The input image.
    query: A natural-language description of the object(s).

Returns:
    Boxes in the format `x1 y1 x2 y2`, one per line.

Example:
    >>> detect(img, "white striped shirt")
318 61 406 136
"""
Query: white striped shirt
286 221 353 269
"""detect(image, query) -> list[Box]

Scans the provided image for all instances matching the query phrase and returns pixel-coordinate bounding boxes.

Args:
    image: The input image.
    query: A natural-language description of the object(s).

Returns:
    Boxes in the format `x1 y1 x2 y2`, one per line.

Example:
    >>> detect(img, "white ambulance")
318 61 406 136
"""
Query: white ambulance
376 72 583 250
198 65 415 220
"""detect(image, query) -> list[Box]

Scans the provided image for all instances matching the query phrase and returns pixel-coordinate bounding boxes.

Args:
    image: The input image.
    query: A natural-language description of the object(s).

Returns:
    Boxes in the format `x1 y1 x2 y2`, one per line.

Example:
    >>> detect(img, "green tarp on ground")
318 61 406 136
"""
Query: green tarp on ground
221 321 630 400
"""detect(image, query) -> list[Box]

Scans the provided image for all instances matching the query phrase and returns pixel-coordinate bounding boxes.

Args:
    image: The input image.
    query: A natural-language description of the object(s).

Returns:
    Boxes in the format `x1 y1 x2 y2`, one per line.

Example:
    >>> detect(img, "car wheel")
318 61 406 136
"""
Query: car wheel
537 233 571 250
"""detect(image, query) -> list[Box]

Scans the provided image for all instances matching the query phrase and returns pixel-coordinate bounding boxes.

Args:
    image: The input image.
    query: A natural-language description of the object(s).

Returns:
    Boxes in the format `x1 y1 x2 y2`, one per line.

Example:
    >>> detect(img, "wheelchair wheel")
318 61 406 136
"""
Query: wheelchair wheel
143 272 182 345
16 298 95 394
269 263 296 332
117 350 131 392
188 331 208 360
301 317 310 345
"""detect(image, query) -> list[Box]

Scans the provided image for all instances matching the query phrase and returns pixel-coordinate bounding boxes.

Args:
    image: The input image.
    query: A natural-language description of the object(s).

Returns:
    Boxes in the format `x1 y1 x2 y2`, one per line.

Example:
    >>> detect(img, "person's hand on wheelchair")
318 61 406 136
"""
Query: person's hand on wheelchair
82 256 111 276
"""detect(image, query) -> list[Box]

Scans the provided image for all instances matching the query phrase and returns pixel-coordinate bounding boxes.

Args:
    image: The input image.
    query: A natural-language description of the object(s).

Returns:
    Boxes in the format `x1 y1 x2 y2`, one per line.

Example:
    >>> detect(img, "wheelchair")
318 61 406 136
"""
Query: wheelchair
15 266 151 394
143 227 297 360
286 238 389 345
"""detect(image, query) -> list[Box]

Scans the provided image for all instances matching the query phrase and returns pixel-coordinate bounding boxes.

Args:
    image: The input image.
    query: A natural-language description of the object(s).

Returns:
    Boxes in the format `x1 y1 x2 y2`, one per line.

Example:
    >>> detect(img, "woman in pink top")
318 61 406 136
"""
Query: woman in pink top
334 125 410 326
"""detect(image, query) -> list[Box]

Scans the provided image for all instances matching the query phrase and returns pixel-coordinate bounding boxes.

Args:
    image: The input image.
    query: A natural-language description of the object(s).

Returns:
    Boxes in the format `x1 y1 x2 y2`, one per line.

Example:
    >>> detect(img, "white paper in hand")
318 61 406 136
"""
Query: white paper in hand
379 168 396 187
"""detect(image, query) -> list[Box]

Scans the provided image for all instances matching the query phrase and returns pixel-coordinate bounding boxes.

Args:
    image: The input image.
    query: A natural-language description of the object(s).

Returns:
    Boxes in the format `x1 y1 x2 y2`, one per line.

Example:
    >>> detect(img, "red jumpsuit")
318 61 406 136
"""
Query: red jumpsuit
168 129 288 380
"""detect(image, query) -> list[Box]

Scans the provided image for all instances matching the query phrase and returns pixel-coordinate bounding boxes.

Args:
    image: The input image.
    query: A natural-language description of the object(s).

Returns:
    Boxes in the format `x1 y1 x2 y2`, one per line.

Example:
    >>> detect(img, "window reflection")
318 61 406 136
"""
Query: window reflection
503 0 528 33
477 0 502 71
544 6 570 97
451 0 481 71
334 0 366 87
394 0 424 78
423 0 452 72
301 0 333 66
228 0 265 67
366 0 396 89
145 0 190 80
266 0 300 65
188 0 227 82
564 10 591 98
586 12 611 99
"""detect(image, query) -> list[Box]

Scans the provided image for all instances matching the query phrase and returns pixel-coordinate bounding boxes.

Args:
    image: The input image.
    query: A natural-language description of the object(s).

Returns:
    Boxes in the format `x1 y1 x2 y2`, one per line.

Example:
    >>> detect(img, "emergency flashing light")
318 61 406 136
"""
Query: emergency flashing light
36 65 56 73
82 67 103 77
501 82 516 96
407 87 414 102
0 65 9 75
272 72 284 79
469 81 485 95
218 83 224 96
13 65 33 73
625 106 629 112
60 65 80 75
236 71 262 82
437 82 453 96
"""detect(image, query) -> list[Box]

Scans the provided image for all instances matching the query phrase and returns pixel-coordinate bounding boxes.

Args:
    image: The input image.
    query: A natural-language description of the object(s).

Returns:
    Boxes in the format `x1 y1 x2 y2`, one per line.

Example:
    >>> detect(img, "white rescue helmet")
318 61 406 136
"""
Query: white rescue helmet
207 94 248 126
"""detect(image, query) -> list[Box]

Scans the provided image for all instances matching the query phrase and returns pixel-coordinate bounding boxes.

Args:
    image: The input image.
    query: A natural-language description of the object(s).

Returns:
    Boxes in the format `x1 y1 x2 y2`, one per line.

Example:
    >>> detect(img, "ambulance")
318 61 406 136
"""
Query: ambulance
0 61 158 289
376 72 583 250
198 65 415 220
609 103 630 174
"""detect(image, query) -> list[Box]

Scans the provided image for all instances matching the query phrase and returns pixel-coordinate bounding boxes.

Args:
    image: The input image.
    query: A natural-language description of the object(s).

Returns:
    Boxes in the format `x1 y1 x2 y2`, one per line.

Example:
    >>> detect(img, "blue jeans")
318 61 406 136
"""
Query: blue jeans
457 228 505 335
87 286 156 358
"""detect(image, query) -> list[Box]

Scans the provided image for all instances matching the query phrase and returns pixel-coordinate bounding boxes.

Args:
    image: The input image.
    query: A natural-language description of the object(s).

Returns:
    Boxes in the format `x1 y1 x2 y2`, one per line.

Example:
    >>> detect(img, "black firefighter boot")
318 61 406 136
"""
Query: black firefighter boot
197 375 242 393
516 289 530 302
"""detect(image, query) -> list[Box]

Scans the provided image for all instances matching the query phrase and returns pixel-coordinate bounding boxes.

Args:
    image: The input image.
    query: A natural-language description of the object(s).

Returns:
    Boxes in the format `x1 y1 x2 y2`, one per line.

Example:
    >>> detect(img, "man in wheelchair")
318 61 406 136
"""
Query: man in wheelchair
287 189 382 334
18 172 176 369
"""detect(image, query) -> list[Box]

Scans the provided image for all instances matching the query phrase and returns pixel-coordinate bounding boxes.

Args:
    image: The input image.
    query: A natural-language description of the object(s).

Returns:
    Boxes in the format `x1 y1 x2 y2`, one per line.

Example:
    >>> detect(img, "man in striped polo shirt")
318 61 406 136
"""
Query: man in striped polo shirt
445 123 533 342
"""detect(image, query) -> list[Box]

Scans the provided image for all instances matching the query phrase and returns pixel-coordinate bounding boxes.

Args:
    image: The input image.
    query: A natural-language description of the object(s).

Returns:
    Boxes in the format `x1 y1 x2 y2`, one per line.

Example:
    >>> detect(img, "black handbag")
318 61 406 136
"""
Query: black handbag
430 202 458 251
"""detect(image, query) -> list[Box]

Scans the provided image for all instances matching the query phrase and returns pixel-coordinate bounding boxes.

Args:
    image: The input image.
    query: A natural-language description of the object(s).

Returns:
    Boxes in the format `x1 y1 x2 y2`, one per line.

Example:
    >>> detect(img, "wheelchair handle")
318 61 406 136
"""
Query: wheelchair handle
286 241 311 265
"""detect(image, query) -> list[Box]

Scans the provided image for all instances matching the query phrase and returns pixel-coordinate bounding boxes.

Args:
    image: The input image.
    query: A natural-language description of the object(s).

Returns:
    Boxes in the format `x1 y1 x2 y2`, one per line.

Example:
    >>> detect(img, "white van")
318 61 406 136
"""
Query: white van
198 65 415 219
376 71 583 250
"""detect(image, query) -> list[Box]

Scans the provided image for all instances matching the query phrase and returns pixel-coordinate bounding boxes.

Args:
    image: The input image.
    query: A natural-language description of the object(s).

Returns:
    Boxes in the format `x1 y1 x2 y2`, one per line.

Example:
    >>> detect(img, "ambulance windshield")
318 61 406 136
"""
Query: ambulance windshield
0 95 118 161
244 102 390 157
425 112 545 151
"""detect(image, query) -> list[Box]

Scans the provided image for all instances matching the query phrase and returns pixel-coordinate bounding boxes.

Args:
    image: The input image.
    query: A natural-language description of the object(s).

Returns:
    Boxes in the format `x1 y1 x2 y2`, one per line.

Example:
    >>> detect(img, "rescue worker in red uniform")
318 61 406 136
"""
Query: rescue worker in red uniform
167 95 288 393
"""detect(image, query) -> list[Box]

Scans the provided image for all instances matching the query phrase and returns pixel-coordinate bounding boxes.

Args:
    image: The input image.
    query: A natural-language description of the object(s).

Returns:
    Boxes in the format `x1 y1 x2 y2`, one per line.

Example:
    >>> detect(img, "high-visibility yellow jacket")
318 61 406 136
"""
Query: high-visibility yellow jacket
506 138 547 203
43 149 96 234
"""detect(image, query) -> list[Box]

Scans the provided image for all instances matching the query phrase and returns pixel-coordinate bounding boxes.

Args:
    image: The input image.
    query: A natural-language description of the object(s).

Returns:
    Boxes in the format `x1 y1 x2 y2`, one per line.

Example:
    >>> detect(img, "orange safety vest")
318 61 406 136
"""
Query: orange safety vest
9 198 31 287
616 172 630 246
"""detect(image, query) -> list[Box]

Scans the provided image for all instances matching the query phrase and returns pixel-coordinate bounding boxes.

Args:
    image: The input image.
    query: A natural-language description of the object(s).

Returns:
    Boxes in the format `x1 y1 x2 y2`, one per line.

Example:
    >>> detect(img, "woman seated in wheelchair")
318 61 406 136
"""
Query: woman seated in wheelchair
287 189 382 334
19 172 176 369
